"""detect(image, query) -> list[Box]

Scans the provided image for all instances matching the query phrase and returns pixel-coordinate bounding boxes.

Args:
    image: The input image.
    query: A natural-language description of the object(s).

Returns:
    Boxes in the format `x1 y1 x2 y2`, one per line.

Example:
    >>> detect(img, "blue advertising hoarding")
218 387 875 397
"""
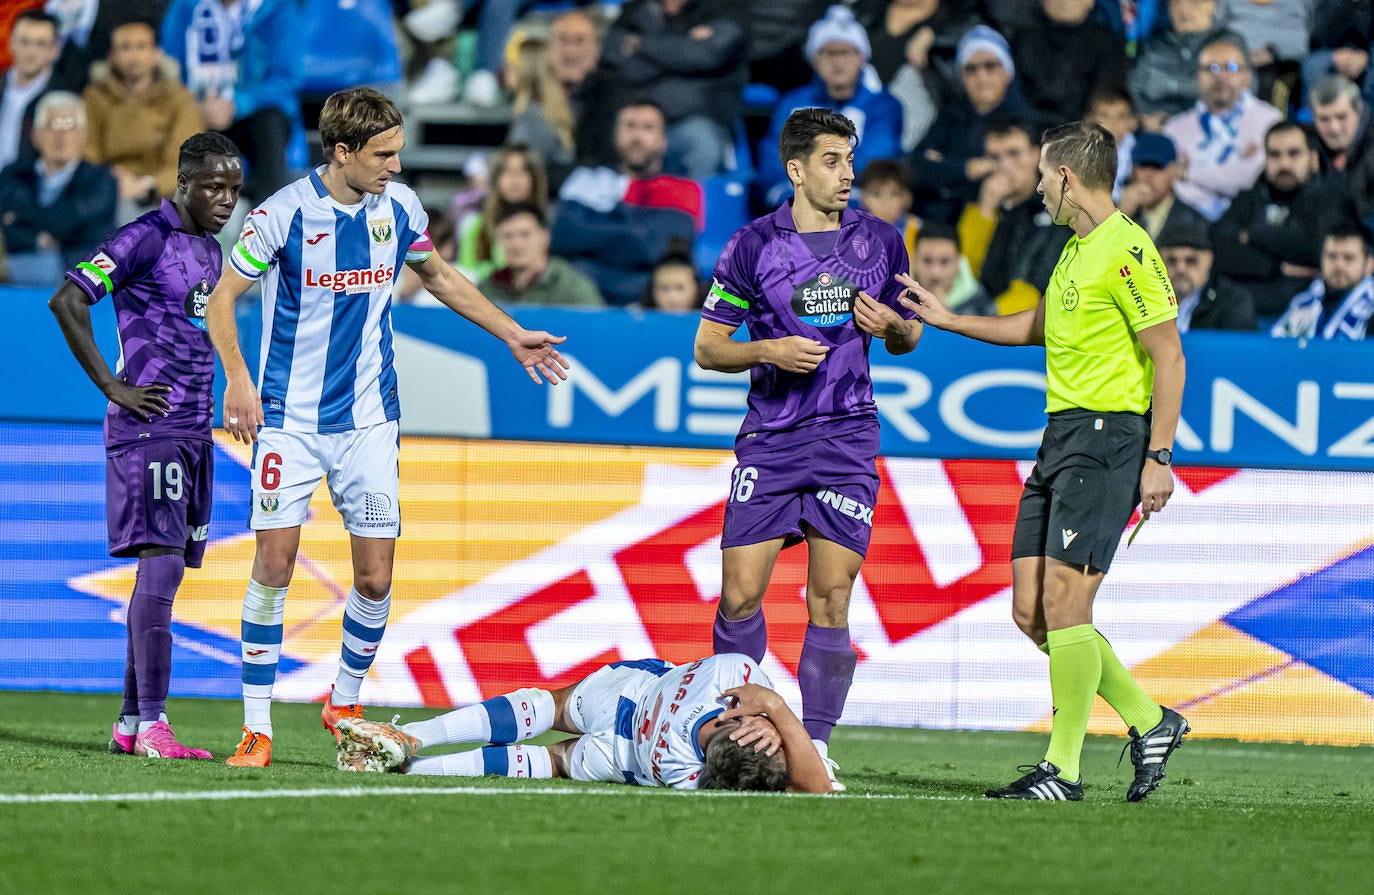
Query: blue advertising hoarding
4 286 1372 470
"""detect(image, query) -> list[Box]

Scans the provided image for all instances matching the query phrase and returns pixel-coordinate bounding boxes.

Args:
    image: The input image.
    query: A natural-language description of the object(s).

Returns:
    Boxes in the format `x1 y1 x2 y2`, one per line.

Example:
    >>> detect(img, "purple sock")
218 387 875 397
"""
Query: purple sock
712 608 767 662
798 623 857 743
120 625 138 719
129 553 185 722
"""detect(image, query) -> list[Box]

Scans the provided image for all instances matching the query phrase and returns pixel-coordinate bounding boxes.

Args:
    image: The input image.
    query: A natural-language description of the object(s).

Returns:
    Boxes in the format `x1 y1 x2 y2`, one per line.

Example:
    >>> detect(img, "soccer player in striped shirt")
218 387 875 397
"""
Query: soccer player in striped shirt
48 132 244 759
204 87 569 767
334 654 832 794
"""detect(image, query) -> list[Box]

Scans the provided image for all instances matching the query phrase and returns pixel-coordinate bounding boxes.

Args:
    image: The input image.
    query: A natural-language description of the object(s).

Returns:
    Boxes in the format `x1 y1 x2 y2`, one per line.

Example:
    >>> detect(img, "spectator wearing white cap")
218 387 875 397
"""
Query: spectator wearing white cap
757 5 904 207
909 23 1039 222
852 0 988 152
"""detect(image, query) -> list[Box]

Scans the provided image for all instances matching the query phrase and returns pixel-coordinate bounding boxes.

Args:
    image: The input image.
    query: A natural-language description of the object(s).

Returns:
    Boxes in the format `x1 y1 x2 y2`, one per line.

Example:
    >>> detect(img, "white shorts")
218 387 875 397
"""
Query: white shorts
249 420 401 537
564 659 672 785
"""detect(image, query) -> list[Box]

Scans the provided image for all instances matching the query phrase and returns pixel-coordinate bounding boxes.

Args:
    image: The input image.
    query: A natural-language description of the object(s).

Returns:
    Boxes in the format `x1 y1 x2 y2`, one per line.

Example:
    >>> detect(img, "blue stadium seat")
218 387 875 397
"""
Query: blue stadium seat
695 175 750 280
741 82 780 111
298 0 402 95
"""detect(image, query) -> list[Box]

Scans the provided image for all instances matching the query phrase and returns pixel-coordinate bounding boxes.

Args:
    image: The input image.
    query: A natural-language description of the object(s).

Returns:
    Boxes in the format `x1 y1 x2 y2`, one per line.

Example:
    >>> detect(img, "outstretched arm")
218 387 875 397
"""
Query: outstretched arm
48 281 171 422
722 683 832 794
896 272 1044 346
411 253 569 385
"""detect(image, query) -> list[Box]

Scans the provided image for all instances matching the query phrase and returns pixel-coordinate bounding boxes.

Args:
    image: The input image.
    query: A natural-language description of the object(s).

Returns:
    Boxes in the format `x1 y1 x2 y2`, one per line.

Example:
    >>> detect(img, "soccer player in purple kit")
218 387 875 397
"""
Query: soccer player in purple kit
48 132 244 759
695 108 923 791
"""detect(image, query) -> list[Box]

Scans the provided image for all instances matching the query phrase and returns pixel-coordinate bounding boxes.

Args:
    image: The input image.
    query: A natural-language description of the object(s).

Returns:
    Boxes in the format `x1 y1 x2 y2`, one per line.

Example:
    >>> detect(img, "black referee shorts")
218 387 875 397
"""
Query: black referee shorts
1011 409 1149 574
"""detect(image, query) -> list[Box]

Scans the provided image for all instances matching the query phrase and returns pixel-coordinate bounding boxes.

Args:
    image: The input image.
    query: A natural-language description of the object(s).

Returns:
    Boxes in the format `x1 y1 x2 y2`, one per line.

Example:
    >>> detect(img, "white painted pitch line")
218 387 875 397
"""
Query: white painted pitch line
0 785 979 806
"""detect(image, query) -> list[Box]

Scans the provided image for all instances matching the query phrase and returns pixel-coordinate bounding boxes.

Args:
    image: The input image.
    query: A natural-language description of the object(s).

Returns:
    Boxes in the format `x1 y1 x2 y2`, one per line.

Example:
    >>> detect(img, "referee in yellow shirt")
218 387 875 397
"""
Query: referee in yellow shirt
899 121 1188 802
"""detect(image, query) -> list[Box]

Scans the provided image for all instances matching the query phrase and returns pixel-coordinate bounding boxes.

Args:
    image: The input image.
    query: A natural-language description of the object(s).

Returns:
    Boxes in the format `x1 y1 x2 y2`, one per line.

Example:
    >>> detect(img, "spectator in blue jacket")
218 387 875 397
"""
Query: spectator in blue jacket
160 0 301 202
759 5 903 208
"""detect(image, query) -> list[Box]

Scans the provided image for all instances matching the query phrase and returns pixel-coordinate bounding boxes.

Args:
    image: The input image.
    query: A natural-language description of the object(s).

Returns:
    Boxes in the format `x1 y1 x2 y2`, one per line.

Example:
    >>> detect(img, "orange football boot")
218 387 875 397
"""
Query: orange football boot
321 687 365 742
225 727 272 767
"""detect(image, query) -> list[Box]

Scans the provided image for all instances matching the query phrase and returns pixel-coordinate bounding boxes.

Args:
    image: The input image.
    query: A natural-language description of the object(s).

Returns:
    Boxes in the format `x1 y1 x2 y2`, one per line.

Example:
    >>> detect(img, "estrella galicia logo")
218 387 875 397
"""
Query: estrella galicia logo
792 271 856 328
185 278 211 330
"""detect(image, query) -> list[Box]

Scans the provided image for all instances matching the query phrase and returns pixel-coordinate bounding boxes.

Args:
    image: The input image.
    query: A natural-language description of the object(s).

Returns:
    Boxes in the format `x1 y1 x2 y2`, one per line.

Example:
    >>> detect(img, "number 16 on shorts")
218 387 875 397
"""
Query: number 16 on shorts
730 466 758 503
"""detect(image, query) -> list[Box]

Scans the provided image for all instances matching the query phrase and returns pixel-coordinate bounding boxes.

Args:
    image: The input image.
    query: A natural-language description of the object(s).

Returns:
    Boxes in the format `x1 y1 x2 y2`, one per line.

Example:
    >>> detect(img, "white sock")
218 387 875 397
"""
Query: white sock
402 688 554 749
118 715 140 736
242 579 288 737
331 588 390 705
813 739 830 759
406 745 552 778
137 712 169 734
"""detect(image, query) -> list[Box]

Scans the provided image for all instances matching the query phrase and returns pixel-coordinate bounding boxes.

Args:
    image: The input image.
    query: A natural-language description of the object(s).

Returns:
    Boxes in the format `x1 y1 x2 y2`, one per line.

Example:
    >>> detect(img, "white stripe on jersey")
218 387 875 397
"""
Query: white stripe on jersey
233 168 430 433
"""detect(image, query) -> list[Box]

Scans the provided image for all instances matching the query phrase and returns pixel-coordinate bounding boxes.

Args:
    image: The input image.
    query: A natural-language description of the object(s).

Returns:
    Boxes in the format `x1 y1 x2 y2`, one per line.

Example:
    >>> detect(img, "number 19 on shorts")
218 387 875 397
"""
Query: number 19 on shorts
730 466 758 503
148 460 184 502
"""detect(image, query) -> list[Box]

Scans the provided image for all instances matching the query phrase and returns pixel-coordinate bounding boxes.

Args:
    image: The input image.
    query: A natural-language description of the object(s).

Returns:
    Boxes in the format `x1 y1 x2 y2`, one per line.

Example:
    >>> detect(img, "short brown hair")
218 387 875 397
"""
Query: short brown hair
778 107 856 167
1041 121 1117 192
320 87 404 160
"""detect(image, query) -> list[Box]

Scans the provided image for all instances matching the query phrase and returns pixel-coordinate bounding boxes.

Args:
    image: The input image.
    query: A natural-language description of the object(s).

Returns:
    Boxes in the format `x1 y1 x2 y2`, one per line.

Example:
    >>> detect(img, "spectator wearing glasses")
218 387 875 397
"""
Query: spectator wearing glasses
910 24 1037 221
1162 34 1283 221
1156 218 1256 333
1130 0 1224 129
0 90 117 285
0 8 63 170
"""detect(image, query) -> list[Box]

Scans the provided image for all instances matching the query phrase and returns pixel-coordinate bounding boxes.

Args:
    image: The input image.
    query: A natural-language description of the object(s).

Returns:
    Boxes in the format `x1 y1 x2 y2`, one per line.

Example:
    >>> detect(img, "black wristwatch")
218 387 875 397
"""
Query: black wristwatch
1146 447 1172 466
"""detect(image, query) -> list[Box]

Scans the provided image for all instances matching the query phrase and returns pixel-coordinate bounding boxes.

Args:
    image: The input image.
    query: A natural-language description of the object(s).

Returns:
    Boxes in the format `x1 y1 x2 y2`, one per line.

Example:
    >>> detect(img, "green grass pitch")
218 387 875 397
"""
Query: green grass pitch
2 691 1372 894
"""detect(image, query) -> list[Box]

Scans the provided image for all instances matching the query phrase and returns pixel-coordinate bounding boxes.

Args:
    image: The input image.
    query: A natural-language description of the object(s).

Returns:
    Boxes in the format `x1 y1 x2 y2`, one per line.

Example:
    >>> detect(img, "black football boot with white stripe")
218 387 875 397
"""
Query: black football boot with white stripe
1125 706 1190 802
985 761 1083 801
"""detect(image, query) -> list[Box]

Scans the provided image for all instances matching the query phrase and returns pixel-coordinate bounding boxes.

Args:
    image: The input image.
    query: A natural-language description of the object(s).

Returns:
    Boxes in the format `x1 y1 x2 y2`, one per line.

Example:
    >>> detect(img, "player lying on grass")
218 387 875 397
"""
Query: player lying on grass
335 654 833 793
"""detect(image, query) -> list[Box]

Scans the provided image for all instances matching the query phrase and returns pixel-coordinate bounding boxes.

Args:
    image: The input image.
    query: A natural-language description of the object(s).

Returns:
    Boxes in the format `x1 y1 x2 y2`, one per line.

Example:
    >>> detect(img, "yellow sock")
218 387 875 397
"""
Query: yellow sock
1094 629 1163 733
1043 624 1101 782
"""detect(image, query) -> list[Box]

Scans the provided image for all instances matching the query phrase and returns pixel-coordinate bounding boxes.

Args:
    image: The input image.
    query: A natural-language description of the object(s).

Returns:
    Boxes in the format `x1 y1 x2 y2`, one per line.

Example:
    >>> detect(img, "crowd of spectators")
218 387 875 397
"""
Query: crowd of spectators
0 0 1372 337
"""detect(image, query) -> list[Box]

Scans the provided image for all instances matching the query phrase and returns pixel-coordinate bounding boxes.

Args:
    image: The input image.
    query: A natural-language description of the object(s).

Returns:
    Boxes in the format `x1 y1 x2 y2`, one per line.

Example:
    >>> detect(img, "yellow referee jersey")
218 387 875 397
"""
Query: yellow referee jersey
1043 211 1178 414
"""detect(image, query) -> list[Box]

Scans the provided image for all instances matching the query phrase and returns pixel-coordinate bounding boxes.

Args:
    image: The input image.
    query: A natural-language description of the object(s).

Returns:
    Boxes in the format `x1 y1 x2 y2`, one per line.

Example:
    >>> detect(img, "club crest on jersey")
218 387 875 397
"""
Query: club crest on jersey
259 495 279 513
852 234 870 261
792 272 856 328
369 218 394 244
185 278 211 330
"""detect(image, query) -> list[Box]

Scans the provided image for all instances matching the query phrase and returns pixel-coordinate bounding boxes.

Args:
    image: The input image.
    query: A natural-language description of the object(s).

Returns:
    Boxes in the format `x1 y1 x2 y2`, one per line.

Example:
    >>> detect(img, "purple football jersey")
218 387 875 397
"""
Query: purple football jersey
65 200 222 448
702 203 915 450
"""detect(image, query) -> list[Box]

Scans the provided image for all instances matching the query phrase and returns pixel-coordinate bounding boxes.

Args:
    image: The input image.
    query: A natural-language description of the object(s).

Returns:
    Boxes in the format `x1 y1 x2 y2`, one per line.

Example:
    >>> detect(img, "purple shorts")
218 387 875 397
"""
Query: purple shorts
106 439 214 567
721 423 880 557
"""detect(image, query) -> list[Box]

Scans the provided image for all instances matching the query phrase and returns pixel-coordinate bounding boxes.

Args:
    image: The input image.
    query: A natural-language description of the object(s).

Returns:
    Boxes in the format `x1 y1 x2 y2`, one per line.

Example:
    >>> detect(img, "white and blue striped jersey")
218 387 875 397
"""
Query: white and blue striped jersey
622 654 769 789
229 168 434 433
